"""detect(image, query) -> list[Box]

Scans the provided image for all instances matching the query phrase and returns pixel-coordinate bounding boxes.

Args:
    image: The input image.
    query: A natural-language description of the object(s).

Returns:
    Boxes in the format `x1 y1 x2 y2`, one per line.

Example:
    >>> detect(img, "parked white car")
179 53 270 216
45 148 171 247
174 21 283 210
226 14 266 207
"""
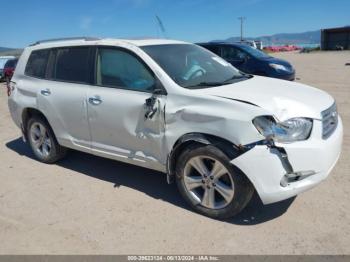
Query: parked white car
8 38 342 218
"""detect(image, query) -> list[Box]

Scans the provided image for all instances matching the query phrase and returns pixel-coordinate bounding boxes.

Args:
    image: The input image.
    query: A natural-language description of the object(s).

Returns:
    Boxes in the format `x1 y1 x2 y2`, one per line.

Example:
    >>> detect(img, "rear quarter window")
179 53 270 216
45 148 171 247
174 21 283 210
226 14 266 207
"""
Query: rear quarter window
25 49 50 78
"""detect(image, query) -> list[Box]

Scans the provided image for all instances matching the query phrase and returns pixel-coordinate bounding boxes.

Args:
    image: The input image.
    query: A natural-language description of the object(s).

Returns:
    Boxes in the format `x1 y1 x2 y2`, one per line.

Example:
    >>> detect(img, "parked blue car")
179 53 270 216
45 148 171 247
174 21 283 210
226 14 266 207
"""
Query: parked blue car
197 42 295 81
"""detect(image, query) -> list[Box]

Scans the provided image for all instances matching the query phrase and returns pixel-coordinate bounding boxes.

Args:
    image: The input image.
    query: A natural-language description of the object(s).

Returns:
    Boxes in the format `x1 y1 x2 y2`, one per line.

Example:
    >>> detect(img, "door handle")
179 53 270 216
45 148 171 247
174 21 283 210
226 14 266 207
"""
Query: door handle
40 89 51 96
88 96 102 105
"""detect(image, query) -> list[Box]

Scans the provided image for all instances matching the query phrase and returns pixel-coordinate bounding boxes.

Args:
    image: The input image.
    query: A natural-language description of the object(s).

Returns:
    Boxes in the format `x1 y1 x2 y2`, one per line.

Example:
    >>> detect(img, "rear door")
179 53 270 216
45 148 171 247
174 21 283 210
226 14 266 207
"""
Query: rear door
87 46 166 170
34 47 92 150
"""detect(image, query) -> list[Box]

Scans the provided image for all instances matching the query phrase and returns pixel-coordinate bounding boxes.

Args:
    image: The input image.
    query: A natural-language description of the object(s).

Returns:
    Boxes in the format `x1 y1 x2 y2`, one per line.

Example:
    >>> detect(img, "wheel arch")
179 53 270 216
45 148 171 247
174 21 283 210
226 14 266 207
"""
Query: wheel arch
166 132 243 184
22 108 53 140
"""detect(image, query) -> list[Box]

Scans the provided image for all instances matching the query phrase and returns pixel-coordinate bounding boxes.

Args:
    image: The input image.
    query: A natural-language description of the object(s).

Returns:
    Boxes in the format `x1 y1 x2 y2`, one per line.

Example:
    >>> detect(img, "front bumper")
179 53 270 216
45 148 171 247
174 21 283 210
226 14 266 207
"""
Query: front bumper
274 70 295 81
231 116 343 204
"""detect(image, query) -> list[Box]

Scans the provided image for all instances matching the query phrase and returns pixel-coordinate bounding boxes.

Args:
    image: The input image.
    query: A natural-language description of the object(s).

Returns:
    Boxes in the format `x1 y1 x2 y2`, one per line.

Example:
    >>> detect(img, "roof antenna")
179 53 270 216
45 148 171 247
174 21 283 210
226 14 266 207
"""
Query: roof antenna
155 15 167 39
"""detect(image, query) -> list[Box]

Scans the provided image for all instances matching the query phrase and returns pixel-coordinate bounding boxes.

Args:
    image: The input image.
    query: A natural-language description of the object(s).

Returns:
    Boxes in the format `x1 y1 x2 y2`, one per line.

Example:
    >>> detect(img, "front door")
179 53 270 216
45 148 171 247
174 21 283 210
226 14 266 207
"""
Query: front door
221 46 250 72
87 46 166 170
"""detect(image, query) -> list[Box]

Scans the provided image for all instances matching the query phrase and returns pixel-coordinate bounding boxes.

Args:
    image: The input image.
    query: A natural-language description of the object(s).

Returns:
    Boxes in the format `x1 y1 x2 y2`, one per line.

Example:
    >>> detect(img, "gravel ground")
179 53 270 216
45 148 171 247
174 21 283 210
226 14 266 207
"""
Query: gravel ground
0 51 349 254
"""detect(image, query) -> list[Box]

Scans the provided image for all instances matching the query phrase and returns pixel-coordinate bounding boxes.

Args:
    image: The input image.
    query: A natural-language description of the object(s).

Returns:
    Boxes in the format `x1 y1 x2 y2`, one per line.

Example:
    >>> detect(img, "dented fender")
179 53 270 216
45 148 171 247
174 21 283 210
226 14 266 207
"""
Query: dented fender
162 92 271 183
163 92 268 152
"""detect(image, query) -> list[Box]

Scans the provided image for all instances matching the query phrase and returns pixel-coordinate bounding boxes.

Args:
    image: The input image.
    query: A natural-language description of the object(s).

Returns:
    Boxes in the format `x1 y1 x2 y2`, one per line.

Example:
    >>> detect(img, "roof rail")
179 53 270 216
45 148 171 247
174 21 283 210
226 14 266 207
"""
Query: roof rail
30 37 101 46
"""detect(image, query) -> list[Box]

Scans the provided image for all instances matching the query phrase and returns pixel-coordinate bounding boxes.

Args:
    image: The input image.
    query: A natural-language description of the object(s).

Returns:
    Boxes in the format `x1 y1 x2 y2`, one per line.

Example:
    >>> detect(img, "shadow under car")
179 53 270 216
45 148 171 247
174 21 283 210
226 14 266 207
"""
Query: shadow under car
5 137 295 225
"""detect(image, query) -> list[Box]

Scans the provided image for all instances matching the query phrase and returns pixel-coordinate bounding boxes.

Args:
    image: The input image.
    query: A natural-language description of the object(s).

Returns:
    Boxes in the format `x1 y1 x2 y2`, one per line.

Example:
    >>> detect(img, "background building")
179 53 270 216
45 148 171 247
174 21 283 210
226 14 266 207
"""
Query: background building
321 26 350 50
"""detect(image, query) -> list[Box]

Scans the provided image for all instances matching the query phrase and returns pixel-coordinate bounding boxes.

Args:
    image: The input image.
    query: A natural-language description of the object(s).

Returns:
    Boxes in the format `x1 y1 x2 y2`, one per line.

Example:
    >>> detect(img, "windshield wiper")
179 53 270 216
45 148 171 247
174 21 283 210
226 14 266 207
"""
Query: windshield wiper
186 81 226 88
185 74 251 89
223 75 245 83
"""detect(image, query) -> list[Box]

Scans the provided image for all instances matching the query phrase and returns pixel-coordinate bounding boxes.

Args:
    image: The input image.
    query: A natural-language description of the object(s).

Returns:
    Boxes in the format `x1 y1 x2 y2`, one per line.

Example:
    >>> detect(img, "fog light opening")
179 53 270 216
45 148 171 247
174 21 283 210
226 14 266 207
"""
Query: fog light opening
280 170 316 187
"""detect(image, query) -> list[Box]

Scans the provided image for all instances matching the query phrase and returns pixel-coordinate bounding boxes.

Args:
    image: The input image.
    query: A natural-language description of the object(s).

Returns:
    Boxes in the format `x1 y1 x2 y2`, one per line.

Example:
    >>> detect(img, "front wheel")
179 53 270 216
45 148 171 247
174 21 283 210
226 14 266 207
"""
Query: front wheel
176 144 254 219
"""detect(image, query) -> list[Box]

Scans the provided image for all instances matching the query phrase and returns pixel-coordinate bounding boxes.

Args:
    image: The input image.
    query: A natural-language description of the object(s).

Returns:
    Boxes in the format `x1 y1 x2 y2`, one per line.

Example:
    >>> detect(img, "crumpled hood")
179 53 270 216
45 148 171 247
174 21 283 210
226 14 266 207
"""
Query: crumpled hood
200 76 334 120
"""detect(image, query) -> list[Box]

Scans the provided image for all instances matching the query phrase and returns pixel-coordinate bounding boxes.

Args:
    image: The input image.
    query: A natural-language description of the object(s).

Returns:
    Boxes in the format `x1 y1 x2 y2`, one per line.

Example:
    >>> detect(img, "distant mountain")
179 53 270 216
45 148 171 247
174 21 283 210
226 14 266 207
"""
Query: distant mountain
0 47 23 56
0 47 13 52
218 30 321 46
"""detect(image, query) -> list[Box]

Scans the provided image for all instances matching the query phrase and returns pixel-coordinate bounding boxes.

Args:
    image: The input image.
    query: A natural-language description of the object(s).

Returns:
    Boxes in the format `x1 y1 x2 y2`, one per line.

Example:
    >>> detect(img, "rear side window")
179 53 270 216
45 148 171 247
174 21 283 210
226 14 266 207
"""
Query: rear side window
25 49 50 78
53 47 90 84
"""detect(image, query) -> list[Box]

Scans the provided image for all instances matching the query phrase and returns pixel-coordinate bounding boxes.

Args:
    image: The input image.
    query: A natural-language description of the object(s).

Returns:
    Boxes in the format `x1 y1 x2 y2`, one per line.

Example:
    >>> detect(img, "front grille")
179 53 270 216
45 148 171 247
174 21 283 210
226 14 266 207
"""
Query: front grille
321 102 338 139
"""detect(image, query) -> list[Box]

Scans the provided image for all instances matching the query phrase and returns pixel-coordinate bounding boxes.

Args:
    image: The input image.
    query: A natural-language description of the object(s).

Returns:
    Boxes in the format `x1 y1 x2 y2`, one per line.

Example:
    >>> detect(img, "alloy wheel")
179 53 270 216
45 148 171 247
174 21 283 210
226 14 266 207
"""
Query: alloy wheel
183 156 235 209
29 122 52 158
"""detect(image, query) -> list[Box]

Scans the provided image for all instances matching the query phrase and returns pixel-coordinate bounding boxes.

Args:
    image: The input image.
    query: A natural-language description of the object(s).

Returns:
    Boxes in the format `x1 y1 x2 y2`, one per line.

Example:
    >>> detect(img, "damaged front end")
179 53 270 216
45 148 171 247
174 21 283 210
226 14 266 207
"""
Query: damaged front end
163 89 342 205
232 116 343 204
166 115 342 205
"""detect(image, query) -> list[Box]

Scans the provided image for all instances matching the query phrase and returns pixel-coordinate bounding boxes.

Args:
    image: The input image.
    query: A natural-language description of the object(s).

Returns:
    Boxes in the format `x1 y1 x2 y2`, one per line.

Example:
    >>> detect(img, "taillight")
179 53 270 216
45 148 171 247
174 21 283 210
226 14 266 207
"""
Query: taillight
7 81 16 97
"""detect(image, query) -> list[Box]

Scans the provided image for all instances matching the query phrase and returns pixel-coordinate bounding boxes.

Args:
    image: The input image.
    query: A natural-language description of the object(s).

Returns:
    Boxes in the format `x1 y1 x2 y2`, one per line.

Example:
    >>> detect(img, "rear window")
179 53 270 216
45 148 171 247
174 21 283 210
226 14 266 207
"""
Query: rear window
53 47 90 84
4 59 17 68
25 50 50 78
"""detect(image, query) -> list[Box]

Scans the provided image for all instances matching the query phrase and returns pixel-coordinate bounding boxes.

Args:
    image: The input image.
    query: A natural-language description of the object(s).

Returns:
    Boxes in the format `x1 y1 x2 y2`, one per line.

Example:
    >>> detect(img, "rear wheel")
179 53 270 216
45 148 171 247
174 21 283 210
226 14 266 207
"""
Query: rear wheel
27 116 67 163
175 144 254 219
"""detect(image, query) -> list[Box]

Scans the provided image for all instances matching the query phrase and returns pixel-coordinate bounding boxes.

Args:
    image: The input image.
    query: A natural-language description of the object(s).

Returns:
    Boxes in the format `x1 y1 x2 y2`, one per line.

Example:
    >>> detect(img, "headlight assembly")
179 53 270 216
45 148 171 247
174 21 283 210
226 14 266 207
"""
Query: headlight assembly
269 63 289 72
253 116 313 143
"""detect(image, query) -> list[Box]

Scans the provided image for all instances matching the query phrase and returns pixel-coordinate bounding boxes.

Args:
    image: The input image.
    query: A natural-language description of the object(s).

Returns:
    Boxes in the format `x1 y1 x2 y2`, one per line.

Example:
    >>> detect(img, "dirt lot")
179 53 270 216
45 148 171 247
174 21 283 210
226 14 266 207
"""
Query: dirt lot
0 51 349 254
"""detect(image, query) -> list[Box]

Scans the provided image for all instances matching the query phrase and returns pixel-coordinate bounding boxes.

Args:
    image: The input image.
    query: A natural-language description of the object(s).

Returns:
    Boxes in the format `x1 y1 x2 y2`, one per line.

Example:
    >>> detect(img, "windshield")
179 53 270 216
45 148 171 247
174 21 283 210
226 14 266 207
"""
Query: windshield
142 44 247 89
238 45 270 59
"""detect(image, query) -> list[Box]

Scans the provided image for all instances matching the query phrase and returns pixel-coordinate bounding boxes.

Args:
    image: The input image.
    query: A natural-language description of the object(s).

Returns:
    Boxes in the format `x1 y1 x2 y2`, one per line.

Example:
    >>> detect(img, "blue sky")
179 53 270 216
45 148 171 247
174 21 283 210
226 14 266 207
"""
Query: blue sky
2 0 349 48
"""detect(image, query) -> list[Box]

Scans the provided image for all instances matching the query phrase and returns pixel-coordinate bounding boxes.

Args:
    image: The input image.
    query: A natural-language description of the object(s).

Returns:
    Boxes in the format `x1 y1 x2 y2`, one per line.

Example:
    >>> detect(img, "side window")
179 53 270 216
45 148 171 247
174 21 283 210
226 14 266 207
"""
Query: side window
221 46 238 60
96 48 155 92
236 49 248 60
53 47 90 84
221 46 248 61
205 45 221 55
25 49 50 78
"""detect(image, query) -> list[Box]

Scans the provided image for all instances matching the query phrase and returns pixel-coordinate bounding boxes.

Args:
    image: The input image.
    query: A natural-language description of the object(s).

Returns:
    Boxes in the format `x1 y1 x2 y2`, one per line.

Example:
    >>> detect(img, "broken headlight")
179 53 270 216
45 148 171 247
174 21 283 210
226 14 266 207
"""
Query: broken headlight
253 116 313 143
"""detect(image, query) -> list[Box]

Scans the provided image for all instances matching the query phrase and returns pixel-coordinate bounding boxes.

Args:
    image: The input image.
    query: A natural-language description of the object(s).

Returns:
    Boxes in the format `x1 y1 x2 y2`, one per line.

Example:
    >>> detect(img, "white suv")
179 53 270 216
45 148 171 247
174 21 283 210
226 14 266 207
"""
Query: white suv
8 37 343 219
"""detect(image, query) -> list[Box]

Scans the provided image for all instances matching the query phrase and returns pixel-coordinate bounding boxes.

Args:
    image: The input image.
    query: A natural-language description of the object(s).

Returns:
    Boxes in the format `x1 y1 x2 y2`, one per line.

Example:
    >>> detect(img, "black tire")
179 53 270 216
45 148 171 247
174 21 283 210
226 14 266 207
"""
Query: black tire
175 144 254 219
27 116 67 163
